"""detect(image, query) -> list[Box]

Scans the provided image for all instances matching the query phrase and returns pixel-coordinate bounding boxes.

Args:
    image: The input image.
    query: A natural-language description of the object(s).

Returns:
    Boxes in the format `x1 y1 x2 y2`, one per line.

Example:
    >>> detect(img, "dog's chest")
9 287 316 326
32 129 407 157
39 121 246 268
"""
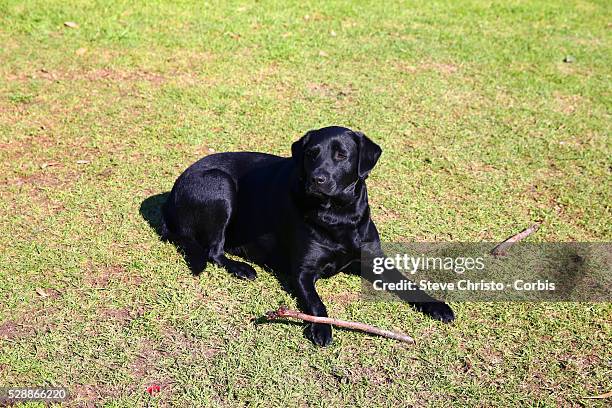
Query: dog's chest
309 209 364 254
333 226 361 251
313 224 362 266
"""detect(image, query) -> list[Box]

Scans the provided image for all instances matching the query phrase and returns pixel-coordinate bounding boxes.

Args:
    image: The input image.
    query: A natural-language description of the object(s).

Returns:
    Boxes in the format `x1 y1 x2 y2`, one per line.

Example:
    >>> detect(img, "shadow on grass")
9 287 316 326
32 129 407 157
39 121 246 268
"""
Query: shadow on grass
139 192 169 237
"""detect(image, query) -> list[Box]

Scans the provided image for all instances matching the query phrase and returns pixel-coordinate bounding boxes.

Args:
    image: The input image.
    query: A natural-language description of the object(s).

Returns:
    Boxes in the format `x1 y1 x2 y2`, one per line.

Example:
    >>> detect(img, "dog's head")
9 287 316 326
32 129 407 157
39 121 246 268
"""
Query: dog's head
292 126 382 200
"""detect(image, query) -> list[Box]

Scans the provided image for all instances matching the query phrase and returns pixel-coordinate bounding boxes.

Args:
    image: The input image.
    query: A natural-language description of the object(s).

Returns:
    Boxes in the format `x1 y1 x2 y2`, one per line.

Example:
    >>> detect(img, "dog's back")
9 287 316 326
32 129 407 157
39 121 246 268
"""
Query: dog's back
181 152 285 179
161 151 296 260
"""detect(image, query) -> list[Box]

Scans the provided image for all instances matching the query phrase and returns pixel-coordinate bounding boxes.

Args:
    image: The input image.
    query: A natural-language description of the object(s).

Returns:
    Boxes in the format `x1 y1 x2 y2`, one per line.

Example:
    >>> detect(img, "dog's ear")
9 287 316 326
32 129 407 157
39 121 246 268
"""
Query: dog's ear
352 131 382 178
291 131 312 165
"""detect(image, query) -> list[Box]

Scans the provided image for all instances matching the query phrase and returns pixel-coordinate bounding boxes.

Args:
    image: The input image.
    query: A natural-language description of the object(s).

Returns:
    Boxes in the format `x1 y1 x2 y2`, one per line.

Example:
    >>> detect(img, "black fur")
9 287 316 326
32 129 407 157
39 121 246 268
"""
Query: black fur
162 126 454 346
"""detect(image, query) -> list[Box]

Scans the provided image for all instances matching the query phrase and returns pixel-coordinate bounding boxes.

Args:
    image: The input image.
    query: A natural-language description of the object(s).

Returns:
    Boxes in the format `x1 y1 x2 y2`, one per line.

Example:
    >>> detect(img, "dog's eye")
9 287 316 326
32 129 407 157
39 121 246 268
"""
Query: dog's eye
335 152 347 161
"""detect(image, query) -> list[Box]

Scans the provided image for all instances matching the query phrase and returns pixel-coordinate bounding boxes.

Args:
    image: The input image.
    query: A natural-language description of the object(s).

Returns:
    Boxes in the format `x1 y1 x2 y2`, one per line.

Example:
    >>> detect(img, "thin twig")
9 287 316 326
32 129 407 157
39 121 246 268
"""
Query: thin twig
266 306 415 344
491 222 542 257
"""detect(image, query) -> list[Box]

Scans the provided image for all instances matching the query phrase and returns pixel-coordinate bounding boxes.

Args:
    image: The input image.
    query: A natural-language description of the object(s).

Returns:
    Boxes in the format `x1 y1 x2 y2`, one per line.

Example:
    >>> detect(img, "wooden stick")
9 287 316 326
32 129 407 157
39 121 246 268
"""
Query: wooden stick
491 222 541 257
583 390 612 400
266 306 415 344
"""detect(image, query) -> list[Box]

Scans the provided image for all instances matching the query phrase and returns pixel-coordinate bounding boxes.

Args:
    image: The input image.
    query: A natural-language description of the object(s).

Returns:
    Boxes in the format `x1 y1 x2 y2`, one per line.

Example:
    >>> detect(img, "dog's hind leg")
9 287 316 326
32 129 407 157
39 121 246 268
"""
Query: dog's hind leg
165 169 257 280
171 235 209 274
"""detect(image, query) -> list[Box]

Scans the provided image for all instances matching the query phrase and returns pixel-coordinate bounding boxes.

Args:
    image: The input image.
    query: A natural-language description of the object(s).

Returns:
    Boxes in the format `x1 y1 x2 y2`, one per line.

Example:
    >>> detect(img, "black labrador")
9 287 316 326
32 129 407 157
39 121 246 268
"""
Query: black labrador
161 126 454 346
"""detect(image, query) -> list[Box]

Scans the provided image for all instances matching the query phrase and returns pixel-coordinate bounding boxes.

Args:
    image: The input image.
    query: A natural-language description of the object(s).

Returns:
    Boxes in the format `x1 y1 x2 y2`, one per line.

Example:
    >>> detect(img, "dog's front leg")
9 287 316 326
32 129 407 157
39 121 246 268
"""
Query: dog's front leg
293 271 332 346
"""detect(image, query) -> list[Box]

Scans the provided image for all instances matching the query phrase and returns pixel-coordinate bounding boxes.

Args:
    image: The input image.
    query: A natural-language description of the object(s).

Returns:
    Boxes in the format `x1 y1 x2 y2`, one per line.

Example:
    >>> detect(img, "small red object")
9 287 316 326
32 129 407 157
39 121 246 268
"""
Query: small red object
146 384 161 395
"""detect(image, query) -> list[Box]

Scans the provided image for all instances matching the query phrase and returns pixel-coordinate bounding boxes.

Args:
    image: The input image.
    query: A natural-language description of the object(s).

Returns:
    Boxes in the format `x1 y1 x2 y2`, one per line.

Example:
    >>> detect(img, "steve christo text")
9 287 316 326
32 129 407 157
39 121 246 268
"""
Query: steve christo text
371 278 556 292
369 254 557 293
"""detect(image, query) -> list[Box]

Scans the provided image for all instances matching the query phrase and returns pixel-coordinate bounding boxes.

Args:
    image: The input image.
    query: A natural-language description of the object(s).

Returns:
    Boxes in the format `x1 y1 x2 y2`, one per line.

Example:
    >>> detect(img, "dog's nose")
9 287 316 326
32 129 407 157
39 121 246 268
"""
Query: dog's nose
312 174 327 184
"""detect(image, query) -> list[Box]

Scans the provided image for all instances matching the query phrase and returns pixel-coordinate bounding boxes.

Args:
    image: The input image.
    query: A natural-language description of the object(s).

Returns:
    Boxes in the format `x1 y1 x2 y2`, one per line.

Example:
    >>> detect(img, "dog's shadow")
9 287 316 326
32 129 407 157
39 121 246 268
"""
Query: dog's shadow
140 192 169 237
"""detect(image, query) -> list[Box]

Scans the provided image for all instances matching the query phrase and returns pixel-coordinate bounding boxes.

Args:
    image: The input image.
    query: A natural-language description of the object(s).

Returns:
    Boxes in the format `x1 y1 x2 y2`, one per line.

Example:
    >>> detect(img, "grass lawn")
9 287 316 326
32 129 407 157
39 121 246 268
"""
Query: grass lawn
1 0 610 406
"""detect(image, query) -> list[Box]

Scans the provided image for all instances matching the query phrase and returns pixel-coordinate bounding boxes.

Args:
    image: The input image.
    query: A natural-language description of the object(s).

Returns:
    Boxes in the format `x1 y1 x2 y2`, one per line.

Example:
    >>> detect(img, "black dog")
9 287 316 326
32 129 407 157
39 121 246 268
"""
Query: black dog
161 126 454 346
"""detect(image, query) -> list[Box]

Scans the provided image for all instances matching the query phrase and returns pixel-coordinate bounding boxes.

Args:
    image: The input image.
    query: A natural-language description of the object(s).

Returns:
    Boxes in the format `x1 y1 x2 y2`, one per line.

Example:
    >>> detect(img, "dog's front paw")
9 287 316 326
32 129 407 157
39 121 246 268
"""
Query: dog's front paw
416 302 455 323
307 323 333 346
226 260 257 280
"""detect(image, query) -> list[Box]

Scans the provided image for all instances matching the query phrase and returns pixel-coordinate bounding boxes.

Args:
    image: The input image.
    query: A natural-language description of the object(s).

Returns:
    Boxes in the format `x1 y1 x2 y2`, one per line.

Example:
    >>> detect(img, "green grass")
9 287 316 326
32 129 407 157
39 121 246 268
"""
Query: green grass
1 0 610 406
